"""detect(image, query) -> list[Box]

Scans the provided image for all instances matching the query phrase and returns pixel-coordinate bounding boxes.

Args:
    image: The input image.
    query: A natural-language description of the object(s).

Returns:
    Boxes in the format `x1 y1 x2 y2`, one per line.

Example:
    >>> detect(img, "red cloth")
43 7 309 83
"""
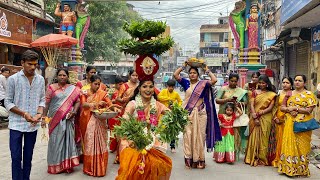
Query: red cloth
218 114 236 136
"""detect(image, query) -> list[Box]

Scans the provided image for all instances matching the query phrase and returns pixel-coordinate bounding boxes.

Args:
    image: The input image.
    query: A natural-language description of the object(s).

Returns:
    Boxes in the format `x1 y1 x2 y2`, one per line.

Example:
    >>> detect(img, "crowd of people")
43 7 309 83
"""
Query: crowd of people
2 49 319 180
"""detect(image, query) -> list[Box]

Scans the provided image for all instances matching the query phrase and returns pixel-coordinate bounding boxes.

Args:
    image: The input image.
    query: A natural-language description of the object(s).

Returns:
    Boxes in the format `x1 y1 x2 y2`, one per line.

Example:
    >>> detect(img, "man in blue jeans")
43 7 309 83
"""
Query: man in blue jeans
5 50 45 180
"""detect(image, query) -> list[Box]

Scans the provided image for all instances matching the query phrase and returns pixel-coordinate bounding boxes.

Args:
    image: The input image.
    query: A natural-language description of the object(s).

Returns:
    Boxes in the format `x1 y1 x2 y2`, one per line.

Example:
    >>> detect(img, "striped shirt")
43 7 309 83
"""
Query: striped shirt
5 70 45 132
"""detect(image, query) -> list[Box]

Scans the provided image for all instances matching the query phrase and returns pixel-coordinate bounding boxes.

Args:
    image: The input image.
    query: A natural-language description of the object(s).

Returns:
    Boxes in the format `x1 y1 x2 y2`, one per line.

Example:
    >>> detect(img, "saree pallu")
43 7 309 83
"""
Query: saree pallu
116 148 172 180
245 91 276 166
83 115 108 177
271 92 286 167
46 85 80 174
278 91 317 177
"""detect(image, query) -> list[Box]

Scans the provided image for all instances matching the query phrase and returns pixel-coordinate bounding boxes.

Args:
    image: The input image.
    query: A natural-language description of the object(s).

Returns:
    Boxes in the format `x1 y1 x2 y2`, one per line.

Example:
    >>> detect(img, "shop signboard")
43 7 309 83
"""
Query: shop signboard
205 57 223 67
0 7 33 47
176 56 188 66
204 54 227 58
312 25 320 52
280 0 312 25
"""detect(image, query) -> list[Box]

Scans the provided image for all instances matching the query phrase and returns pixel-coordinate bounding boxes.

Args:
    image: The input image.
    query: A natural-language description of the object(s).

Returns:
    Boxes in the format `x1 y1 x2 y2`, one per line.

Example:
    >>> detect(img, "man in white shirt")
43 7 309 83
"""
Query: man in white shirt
0 67 10 107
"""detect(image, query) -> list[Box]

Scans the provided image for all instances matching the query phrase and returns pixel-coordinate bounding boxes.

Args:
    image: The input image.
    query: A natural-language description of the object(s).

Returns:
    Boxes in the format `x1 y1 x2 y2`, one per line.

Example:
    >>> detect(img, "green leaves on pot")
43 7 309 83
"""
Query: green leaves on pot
118 36 174 56
123 20 167 39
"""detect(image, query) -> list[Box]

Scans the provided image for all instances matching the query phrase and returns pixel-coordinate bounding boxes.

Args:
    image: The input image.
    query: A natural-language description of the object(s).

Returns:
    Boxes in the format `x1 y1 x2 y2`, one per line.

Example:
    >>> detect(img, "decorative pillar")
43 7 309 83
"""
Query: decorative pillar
259 68 266 75
238 68 248 88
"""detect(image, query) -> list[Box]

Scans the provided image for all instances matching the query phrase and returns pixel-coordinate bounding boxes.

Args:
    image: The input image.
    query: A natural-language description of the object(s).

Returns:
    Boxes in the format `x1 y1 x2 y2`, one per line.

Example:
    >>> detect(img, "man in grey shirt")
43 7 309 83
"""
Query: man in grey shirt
5 50 45 180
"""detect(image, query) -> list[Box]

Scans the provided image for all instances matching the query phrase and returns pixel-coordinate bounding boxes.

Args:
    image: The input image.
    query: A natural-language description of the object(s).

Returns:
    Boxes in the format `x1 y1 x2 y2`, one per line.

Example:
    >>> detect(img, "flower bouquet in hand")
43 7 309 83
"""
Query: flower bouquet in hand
155 102 189 144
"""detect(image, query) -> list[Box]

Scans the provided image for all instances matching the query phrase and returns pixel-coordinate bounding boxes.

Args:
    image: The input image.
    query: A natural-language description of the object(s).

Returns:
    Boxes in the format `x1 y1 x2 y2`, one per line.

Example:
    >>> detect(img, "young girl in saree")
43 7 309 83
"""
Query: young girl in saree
43 69 81 174
214 102 242 163
116 79 172 180
278 75 317 177
245 75 276 166
80 75 120 177
174 63 221 169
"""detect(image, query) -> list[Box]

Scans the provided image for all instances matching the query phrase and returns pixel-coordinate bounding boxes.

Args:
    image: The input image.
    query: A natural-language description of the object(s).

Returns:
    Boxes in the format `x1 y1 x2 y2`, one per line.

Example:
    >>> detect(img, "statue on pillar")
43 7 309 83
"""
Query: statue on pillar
55 2 77 37
229 1 246 49
245 3 261 51
75 4 90 49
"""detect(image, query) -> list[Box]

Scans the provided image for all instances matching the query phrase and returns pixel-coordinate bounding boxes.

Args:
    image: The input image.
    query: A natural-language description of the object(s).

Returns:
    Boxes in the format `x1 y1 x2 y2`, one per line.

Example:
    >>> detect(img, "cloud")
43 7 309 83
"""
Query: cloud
129 0 235 52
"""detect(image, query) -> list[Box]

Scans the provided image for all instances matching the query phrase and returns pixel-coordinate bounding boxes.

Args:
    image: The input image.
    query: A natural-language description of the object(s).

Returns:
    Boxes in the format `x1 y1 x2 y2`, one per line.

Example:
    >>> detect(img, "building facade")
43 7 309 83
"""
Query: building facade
199 17 231 73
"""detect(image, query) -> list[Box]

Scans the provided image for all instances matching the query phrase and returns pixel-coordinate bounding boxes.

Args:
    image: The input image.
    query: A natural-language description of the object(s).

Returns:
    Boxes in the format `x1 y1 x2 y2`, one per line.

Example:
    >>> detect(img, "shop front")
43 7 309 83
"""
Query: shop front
0 7 33 65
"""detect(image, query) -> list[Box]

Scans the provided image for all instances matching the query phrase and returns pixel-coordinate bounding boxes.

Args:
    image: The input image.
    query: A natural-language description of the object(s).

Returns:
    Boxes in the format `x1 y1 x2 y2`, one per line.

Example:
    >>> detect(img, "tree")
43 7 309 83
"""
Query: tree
85 2 142 63
44 1 142 63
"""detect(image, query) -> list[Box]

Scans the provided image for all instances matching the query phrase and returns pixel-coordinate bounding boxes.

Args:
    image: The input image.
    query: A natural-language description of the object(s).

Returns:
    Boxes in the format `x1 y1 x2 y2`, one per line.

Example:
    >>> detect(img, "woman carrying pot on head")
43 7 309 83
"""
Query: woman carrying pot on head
116 78 172 180
215 73 248 160
278 75 318 177
174 62 221 169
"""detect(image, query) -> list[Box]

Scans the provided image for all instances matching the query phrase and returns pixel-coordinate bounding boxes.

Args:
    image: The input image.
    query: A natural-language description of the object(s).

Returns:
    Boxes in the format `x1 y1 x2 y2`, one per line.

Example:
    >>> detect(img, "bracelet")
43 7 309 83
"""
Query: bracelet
205 69 211 75
181 66 186 70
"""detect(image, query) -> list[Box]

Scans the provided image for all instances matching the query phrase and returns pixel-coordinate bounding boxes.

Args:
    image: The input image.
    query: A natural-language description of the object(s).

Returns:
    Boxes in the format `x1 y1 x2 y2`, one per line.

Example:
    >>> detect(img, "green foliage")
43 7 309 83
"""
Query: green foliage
123 20 167 39
118 36 174 56
155 103 189 143
84 2 142 63
113 115 153 151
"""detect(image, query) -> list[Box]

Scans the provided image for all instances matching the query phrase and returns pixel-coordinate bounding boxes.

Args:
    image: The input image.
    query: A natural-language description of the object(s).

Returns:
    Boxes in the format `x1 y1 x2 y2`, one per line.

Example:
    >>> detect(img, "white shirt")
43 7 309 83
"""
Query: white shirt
0 74 7 100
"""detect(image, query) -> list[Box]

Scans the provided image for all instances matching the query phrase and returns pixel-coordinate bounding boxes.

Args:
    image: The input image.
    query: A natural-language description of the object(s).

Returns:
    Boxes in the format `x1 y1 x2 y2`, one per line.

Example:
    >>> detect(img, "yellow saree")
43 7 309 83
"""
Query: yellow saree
278 91 317 177
271 91 287 167
245 91 276 166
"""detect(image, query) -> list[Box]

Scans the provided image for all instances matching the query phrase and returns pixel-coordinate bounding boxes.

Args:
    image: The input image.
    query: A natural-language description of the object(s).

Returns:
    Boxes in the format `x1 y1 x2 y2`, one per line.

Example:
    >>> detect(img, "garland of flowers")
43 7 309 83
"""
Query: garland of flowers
135 94 158 127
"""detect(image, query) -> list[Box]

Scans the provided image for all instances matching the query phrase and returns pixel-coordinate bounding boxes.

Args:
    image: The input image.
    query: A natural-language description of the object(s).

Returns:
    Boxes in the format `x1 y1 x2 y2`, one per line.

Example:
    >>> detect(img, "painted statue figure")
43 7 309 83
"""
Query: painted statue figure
246 3 261 50
55 3 77 37
229 1 246 49
75 4 90 49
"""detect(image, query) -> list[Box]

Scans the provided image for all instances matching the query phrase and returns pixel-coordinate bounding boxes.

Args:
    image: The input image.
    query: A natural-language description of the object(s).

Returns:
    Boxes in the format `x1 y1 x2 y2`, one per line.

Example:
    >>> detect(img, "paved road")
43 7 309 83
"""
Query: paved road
1 87 320 179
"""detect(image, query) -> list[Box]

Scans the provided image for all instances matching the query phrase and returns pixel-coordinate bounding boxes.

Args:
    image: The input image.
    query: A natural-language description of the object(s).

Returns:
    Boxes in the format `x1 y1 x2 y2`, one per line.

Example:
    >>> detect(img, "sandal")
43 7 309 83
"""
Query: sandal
184 158 192 169
197 161 205 169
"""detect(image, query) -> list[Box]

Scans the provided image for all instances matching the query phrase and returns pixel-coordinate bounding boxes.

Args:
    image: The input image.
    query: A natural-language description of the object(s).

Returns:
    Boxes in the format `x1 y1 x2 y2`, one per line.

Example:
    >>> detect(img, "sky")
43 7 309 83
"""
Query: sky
128 0 236 53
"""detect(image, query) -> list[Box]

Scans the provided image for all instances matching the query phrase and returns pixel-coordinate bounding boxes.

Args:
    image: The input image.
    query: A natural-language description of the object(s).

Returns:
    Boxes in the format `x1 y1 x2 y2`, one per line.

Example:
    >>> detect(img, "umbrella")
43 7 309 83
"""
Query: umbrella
30 34 78 67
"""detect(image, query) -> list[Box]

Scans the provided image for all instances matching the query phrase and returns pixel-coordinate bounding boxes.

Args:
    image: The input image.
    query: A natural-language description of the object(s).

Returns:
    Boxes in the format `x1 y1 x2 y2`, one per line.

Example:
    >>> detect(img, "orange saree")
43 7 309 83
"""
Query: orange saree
80 89 112 177
116 101 172 180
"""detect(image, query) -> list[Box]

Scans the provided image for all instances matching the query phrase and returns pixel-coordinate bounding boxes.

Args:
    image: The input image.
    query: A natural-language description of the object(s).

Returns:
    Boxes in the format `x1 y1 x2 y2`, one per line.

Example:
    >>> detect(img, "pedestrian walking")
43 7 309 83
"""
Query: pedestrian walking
173 63 221 169
4 50 45 180
43 69 81 174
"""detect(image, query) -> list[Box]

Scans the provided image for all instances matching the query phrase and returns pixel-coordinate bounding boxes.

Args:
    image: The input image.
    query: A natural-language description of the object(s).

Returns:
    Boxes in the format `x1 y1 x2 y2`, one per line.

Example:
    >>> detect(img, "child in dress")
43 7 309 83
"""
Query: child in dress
214 102 242 163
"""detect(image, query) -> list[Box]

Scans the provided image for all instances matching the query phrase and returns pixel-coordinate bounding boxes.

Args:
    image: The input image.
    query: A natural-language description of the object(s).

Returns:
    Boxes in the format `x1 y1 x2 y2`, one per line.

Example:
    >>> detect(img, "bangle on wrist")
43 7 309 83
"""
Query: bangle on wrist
205 69 211 75
181 66 185 70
